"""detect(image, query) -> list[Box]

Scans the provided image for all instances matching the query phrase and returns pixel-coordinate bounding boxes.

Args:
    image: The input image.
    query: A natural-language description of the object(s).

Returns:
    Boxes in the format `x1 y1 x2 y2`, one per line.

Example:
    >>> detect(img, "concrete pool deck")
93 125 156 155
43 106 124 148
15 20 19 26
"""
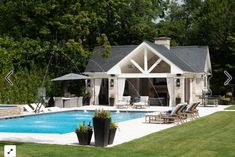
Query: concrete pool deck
0 105 230 147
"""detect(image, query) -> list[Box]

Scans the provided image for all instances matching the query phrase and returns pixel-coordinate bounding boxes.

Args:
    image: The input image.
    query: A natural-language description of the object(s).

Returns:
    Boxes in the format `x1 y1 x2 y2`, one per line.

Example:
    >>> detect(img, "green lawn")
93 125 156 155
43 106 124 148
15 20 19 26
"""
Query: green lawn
225 105 235 110
1 112 235 157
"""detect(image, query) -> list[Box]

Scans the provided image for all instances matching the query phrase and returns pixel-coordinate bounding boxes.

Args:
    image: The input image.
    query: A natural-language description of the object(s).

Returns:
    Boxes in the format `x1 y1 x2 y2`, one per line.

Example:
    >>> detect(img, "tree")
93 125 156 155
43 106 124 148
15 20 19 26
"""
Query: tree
0 0 167 103
158 0 235 94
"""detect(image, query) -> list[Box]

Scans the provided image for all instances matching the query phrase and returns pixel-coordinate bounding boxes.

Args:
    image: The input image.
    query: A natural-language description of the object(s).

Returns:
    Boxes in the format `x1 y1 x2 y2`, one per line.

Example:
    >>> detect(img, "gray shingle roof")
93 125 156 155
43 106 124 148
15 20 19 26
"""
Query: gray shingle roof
85 45 138 72
85 41 208 73
171 46 208 72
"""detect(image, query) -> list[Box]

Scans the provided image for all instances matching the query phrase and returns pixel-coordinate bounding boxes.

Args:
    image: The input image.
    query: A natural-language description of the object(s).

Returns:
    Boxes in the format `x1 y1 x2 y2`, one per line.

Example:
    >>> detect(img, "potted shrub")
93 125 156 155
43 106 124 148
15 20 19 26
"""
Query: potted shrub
108 121 118 145
175 95 181 105
93 109 111 147
75 122 93 145
109 94 115 106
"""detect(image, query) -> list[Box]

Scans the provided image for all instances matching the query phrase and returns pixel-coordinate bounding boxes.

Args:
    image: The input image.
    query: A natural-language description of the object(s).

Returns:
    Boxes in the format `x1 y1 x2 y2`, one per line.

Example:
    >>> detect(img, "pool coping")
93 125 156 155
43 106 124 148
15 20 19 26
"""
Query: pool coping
0 105 229 147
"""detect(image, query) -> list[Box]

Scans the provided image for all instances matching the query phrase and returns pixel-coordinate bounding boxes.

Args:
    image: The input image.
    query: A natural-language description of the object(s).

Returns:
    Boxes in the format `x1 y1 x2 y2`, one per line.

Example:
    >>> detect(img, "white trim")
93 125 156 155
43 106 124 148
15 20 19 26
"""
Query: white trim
118 73 173 78
130 59 145 73
107 43 145 74
107 42 184 74
143 42 184 74
144 48 148 72
147 58 162 73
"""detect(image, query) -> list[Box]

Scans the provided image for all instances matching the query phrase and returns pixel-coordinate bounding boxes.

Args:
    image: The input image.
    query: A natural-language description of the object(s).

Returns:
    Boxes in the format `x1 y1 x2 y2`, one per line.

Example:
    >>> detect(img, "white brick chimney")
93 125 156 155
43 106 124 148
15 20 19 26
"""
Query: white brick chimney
154 37 171 49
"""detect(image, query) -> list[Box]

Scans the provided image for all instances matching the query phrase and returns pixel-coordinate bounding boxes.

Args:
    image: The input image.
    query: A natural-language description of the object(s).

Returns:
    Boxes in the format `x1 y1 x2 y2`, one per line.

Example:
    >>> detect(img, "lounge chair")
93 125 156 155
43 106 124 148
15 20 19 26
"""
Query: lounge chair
133 96 149 109
145 103 187 124
23 105 35 112
30 103 49 113
116 96 131 109
182 102 200 119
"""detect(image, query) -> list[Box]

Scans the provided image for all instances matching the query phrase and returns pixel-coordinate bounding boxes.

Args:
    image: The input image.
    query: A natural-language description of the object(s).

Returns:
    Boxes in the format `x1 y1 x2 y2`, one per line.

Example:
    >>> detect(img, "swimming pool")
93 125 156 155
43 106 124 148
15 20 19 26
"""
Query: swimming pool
0 110 148 134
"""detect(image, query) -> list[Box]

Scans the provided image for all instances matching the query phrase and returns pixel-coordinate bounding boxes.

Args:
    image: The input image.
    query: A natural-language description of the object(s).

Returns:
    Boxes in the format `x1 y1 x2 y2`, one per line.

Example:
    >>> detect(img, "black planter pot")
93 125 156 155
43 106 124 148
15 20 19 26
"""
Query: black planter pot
109 98 115 106
93 118 111 147
108 128 117 145
176 98 181 105
76 130 93 145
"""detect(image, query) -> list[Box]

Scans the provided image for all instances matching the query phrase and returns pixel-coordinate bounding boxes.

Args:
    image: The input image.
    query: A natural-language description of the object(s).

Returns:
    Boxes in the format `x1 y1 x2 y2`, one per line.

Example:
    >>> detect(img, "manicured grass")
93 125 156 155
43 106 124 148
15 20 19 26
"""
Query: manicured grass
225 104 235 110
1 112 235 157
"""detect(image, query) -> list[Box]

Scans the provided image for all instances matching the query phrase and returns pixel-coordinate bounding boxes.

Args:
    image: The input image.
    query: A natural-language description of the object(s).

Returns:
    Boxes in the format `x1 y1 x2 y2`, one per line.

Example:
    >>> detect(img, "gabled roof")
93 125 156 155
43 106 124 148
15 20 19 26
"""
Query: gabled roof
85 41 209 73
144 41 195 72
171 46 208 73
85 45 138 72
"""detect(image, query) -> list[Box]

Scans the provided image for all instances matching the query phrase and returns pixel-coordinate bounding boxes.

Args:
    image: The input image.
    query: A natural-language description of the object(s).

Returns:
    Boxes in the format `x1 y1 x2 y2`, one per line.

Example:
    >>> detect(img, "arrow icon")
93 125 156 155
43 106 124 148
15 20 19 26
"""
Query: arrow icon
224 70 232 86
5 70 14 86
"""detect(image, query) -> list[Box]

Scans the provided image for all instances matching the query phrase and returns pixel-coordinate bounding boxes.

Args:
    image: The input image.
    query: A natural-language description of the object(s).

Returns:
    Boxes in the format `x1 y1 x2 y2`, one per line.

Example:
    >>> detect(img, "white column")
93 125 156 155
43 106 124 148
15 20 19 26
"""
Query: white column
189 78 193 104
94 79 102 105
166 77 174 107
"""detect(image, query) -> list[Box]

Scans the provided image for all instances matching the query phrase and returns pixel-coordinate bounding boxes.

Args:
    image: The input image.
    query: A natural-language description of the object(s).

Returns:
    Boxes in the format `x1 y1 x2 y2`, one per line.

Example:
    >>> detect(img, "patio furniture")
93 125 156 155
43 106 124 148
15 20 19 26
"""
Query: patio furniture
116 96 131 109
23 105 35 112
182 102 200 119
145 103 186 124
29 103 49 113
133 96 149 109
205 96 218 107
199 95 218 107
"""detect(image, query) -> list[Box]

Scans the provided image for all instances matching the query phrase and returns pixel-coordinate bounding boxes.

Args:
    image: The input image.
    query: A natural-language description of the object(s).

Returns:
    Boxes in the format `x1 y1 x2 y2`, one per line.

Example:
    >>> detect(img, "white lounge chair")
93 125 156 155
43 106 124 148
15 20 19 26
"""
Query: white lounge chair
133 96 149 109
30 103 49 113
23 105 35 112
116 96 131 109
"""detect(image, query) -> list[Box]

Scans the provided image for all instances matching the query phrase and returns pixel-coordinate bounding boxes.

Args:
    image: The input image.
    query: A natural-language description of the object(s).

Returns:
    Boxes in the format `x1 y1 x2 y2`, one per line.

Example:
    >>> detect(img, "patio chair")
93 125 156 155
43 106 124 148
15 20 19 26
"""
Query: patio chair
115 96 131 109
132 96 149 109
23 105 35 113
182 102 201 119
145 103 186 124
30 103 49 113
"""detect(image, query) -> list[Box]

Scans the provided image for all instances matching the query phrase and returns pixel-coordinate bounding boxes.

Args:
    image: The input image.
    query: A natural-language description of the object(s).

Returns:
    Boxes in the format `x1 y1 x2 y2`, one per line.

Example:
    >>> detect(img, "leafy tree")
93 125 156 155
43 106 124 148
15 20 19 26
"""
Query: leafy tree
0 0 167 103
158 0 235 94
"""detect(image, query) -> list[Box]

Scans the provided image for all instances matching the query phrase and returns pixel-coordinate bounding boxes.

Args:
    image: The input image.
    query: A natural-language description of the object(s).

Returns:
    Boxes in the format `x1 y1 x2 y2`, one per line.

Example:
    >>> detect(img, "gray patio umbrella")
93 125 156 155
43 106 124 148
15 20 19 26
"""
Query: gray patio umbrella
51 73 90 81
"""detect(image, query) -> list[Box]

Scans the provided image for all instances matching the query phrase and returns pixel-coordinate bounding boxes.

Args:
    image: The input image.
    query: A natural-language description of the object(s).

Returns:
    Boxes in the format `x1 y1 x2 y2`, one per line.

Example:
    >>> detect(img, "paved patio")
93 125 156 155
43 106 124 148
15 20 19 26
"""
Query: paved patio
0 105 230 147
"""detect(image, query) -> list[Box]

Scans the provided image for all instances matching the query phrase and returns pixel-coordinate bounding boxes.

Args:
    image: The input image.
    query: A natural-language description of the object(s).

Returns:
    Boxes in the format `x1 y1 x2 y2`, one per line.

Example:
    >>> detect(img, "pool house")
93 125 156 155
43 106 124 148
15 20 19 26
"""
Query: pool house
84 37 212 107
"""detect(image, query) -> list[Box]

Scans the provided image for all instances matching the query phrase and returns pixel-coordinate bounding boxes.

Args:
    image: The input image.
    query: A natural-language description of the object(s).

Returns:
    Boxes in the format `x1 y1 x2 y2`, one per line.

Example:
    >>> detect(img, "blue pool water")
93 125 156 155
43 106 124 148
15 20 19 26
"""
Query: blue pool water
0 105 18 108
0 110 147 134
